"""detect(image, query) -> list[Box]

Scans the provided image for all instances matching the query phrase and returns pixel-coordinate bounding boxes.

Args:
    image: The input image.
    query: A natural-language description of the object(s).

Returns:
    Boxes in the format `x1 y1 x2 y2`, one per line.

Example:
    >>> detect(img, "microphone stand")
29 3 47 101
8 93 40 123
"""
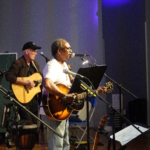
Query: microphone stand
104 73 138 99
0 85 63 140
45 57 49 63
40 52 50 63
78 79 92 150
86 91 90 150
104 73 138 132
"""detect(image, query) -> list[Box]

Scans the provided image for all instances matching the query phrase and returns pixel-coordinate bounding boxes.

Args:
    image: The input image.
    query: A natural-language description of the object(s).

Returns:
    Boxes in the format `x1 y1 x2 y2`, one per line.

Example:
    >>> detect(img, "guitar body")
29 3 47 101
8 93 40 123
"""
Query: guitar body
93 132 99 150
12 73 42 104
43 84 85 121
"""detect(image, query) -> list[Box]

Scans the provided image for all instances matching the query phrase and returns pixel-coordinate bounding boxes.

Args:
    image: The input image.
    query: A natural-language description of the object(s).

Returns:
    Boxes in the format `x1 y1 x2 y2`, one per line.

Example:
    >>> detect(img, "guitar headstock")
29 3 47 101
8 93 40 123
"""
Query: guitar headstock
99 115 108 129
105 81 114 93
93 115 108 150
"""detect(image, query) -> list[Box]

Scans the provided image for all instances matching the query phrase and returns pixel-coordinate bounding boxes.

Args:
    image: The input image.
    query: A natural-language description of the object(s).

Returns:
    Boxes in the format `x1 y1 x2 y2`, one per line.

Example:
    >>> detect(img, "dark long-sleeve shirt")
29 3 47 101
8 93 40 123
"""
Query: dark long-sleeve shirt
5 55 41 83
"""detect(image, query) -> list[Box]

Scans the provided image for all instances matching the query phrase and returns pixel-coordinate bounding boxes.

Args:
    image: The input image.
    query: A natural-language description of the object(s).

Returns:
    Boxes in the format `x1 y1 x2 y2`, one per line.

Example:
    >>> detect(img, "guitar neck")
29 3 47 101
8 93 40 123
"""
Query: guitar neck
92 115 108 150
76 92 87 100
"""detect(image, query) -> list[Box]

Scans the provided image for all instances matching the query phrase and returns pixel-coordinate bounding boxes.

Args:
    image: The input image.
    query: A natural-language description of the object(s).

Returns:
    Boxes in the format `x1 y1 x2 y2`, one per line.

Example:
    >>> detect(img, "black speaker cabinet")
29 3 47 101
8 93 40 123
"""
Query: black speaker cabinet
128 98 147 124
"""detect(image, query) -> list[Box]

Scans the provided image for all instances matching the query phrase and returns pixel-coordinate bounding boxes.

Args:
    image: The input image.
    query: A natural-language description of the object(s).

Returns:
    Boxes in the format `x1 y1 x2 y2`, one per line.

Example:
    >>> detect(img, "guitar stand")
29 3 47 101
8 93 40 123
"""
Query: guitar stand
94 127 109 142
97 142 104 147
93 126 109 148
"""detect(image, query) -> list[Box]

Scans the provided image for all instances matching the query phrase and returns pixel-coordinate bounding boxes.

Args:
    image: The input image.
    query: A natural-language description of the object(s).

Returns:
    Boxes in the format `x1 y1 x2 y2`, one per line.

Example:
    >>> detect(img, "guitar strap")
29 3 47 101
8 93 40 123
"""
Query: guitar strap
27 65 31 76
31 61 40 101
68 74 73 84
31 61 39 72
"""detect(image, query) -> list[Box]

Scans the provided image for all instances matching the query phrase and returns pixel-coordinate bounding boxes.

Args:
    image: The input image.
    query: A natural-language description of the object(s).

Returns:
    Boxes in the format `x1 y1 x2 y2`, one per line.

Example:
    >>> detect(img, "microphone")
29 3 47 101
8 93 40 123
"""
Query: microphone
71 53 89 58
40 52 50 63
63 68 85 79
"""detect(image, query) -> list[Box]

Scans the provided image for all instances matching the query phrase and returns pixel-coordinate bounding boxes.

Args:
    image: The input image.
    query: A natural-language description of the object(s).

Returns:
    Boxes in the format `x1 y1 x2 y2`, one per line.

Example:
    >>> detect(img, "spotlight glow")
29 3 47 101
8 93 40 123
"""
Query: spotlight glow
102 0 131 7
82 60 89 65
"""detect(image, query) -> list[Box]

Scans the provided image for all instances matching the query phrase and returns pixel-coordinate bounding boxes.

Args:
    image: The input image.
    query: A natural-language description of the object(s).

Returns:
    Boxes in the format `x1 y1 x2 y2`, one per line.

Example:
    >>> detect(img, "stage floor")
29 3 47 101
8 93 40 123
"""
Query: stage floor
0 127 150 150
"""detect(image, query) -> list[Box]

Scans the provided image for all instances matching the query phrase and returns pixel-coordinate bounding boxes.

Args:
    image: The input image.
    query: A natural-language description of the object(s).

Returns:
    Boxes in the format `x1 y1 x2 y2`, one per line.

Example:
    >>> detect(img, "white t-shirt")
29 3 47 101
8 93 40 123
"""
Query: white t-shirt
40 58 71 115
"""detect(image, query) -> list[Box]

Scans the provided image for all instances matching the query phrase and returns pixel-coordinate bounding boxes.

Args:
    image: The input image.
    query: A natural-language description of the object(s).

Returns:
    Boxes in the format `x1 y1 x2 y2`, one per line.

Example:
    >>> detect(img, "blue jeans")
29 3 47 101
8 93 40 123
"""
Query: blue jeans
41 115 70 150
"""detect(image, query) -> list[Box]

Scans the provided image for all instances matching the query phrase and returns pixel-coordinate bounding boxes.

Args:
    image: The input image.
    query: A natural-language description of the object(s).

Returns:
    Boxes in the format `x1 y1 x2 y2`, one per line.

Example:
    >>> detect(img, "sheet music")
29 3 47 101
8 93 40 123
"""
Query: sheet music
110 124 149 146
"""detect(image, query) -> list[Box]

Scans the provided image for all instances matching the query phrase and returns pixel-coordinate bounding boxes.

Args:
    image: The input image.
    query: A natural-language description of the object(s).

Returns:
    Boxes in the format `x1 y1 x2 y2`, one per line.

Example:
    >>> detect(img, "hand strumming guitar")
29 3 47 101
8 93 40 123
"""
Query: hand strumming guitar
62 93 77 104
26 80 36 89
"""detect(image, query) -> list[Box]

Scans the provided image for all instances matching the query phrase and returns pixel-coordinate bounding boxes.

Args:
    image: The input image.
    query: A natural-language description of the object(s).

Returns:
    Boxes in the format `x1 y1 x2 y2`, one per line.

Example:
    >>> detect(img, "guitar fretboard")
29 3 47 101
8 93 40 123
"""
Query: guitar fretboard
77 92 87 100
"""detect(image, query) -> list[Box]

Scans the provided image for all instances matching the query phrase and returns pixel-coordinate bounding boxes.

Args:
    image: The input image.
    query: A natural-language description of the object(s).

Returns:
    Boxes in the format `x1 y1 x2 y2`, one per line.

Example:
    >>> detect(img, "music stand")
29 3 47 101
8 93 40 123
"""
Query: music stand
69 65 107 94
69 65 107 150
109 124 149 149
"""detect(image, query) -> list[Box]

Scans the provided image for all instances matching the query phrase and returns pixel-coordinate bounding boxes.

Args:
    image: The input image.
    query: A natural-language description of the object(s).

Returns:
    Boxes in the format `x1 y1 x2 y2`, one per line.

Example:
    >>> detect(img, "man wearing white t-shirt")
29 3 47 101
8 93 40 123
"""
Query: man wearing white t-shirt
40 38 76 150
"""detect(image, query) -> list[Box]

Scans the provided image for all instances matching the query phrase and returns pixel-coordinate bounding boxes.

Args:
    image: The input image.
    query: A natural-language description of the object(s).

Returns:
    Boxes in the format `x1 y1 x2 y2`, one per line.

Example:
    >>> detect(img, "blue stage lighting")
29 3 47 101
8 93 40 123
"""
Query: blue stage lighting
102 0 132 7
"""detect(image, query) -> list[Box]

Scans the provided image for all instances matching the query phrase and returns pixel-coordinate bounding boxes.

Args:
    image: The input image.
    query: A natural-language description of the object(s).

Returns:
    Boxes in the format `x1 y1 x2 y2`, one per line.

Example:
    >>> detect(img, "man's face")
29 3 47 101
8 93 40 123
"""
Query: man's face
27 49 37 60
60 41 72 61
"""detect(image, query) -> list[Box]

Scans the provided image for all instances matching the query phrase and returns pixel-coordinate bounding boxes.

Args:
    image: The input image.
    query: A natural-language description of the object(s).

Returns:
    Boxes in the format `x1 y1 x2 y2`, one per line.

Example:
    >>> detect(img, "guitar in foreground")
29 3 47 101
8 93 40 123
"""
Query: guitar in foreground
12 73 42 104
43 82 113 121
92 115 108 150
43 84 86 121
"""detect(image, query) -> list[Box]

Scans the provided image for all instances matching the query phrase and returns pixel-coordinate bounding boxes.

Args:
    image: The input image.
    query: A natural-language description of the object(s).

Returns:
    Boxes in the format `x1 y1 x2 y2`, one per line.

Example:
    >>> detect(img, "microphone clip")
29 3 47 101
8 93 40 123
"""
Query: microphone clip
79 80 96 97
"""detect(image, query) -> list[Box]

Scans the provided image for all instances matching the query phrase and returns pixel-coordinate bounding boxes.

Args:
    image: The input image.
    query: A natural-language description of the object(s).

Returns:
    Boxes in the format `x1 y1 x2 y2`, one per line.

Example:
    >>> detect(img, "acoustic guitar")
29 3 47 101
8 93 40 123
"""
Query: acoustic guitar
43 82 113 121
12 73 42 104
92 115 108 150
43 84 87 121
